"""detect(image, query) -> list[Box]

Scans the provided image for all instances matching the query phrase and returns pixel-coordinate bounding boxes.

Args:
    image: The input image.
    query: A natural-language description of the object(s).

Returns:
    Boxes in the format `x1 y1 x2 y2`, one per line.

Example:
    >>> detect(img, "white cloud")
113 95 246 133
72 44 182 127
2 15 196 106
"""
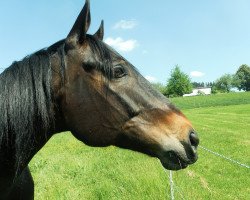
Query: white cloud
104 37 138 52
145 75 157 83
190 71 205 78
113 20 137 30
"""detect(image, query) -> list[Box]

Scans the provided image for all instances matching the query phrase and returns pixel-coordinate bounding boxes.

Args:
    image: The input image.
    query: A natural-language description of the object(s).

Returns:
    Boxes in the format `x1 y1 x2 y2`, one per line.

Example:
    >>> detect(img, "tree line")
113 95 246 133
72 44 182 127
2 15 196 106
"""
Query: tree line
212 64 250 93
152 64 250 97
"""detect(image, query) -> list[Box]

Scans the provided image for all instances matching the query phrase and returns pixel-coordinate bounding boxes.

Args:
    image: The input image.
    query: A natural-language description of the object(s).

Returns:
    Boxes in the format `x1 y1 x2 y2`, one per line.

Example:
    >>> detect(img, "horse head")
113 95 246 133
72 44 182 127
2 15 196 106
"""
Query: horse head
53 0 199 170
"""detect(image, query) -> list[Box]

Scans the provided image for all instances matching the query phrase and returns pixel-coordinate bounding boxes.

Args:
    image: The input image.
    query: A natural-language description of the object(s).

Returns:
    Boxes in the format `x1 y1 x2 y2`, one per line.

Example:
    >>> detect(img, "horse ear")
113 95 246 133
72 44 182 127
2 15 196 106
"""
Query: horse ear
66 0 91 44
94 20 104 41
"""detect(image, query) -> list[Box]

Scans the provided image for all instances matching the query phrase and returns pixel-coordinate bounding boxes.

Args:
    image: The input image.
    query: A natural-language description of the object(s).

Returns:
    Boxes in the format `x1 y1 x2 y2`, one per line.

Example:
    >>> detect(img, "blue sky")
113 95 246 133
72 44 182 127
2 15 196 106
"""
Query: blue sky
1 0 250 84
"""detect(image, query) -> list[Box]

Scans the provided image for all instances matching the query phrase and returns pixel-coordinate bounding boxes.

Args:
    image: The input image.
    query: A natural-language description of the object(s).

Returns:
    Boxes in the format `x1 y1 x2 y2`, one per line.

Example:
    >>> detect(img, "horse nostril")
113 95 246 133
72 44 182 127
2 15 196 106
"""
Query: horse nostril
189 131 199 147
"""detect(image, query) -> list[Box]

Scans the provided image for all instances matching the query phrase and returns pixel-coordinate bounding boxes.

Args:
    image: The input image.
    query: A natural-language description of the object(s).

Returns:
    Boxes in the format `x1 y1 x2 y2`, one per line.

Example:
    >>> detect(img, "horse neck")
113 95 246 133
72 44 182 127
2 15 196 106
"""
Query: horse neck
0 51 67 180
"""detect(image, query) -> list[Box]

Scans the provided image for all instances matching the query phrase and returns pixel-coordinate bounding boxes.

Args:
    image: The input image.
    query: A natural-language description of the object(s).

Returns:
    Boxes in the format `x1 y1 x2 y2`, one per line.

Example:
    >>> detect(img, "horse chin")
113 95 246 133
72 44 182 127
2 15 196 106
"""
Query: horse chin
158 151 190 171
160 160 188 171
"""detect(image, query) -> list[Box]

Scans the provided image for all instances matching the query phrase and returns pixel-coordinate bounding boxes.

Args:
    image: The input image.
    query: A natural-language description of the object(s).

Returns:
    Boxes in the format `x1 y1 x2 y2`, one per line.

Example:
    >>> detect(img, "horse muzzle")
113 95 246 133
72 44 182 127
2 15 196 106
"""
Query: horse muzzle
121 108 200 170
158 131 199 170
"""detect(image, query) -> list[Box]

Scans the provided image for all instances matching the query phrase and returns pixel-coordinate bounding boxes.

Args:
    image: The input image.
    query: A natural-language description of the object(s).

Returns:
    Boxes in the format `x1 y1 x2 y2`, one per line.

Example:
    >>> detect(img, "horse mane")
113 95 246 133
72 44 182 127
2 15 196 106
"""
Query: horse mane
0 41 64 170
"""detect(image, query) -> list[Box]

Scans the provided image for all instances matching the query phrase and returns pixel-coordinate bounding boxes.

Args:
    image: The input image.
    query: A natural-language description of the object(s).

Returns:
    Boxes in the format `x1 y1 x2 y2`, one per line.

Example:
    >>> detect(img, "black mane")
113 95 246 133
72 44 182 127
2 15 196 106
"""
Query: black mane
0 43 60 170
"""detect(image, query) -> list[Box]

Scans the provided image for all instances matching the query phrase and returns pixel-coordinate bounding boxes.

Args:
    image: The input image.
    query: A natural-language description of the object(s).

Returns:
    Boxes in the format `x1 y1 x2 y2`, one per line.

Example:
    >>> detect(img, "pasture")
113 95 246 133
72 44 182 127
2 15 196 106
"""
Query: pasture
30 92 250 200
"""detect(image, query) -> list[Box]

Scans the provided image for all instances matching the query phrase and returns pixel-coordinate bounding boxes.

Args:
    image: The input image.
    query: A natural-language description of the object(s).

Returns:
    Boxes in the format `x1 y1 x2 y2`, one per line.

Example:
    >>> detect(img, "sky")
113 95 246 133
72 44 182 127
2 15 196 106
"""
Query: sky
1 0 250 84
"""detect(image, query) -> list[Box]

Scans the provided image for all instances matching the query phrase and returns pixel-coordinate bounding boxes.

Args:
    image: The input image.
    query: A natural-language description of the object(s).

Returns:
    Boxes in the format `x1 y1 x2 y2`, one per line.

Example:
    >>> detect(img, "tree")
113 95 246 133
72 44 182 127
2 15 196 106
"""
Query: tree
235 64 250 91
212 74 234 93
151 82 166 94
192 82 213 88
192 82 202 88
165 65 193 97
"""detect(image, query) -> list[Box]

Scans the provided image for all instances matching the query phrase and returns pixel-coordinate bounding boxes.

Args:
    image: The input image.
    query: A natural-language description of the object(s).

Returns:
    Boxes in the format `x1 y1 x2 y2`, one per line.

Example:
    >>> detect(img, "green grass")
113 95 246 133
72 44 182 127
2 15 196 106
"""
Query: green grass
170 92 250 110
29 93 250 200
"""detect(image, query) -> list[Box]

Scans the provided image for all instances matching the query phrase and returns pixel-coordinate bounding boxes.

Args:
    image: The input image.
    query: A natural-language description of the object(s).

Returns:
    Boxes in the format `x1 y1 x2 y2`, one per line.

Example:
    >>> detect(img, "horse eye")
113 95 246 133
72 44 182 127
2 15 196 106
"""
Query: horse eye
113 66 126 79
82 63 94 73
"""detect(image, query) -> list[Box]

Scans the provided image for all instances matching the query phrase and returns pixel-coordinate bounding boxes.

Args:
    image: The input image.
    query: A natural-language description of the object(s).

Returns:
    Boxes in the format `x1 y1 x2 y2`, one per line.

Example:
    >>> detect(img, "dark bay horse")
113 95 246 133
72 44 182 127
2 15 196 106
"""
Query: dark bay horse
0 0 199 199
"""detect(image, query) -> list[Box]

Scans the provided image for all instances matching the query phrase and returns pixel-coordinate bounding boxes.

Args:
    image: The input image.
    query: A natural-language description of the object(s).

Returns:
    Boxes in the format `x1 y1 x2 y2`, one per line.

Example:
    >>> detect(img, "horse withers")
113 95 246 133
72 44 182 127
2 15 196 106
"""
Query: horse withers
0 0 199 199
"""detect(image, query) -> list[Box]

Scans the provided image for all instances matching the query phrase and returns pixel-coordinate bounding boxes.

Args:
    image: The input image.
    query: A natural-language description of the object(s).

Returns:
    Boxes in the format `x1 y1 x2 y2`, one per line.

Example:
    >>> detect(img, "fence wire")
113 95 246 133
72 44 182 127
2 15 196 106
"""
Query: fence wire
167 145 249 200
169 170 174 200
200 146 250 169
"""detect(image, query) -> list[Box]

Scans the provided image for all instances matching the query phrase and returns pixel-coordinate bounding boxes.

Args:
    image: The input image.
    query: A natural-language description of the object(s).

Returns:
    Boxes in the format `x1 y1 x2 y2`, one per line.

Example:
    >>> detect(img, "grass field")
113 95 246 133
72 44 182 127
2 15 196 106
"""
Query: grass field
29 92 250 200
170 91 250 110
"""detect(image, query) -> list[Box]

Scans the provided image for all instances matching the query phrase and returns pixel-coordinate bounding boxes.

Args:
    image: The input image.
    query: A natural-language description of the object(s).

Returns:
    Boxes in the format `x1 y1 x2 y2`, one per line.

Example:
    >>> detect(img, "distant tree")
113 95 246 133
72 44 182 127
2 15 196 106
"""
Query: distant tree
151 82 166 94
165 65 193 97
192 82 202 88
234 64 250 91
231 74 241 89
192 82 198 88
212 74 234 93
192 82 213 88
208 82 214 87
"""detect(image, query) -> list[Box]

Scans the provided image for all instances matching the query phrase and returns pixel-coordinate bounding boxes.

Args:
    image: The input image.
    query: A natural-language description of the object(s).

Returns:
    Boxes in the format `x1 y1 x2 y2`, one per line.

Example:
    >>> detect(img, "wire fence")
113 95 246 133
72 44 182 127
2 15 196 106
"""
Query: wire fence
169 170 174 200
168 145 250 200
200 146 250 169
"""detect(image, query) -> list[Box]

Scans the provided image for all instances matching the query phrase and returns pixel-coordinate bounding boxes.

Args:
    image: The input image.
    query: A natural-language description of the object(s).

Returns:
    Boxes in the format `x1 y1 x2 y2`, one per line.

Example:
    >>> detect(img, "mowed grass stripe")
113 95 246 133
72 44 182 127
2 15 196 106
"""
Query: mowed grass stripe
171 92 250 110
189 115 250 126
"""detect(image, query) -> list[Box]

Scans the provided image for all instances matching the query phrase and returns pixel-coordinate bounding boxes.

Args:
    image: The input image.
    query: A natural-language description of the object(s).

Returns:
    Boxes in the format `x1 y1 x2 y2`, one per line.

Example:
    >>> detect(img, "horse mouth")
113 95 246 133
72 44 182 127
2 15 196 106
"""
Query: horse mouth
159 151 194 170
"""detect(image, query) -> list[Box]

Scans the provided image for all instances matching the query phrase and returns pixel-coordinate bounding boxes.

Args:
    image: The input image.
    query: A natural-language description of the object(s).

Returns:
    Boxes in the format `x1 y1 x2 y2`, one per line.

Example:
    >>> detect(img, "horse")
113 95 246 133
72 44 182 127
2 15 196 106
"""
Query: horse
0 0 199 199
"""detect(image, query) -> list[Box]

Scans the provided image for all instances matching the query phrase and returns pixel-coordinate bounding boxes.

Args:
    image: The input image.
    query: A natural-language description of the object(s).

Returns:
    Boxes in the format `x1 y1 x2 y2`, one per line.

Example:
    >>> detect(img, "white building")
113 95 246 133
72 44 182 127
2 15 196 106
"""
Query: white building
183 87 212 97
